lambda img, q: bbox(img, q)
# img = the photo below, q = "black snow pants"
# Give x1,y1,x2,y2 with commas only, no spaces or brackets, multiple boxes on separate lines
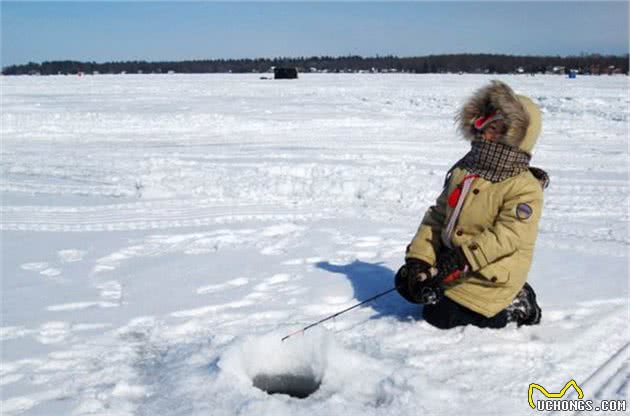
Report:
423,296,508,329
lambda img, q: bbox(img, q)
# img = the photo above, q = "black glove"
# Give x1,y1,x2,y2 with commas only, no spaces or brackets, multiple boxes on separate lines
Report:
435,247,470,284
396,249,470,305
395,259,436,304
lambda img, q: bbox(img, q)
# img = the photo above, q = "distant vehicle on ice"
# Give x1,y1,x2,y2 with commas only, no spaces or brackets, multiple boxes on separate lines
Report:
274,67,298,79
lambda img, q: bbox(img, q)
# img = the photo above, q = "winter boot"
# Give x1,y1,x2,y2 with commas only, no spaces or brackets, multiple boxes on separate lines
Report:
506,282,541,326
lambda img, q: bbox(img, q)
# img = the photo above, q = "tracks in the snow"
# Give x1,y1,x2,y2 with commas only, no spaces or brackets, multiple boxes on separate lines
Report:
1,202,331,232
551,341,629,416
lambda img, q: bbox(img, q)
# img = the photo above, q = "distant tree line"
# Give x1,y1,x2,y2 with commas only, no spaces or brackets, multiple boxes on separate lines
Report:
2,53,628,76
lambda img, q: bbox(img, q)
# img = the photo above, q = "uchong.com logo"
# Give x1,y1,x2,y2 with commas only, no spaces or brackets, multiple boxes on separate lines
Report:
528,379,627,412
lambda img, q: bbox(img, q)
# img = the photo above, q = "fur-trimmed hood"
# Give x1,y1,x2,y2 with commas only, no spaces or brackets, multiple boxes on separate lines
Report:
457,80,542,154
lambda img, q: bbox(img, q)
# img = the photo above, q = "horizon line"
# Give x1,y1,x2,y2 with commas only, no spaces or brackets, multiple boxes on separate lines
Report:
5,51,629,68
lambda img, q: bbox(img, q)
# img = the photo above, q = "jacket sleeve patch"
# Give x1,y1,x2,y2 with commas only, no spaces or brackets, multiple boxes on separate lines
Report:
516,203,533,220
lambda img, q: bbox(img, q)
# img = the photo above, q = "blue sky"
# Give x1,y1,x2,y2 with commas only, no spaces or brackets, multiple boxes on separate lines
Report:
2,1,628,66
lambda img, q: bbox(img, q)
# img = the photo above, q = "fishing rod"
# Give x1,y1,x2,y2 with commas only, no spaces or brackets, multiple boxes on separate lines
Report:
280,265,458,342
281,287,397,342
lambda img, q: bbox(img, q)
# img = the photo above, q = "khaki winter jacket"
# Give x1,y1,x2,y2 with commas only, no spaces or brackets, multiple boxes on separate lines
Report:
406,81,544,318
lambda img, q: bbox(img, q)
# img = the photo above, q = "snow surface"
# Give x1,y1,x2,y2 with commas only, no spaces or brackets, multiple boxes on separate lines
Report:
1,73,628,415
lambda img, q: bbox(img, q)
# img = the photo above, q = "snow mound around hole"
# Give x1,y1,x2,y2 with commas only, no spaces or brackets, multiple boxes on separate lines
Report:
219,330,330,398
218,328,397,404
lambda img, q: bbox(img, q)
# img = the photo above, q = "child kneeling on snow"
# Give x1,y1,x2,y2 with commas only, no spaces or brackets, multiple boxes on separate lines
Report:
396,80,548,329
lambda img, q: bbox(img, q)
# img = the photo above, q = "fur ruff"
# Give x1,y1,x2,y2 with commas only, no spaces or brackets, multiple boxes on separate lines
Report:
457,80,530,148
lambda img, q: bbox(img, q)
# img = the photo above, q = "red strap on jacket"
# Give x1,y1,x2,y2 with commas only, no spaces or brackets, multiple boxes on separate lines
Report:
447,174,479,208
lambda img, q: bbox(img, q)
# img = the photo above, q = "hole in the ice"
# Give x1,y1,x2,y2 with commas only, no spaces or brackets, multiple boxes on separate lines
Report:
252,371,321,398
219,331,329,399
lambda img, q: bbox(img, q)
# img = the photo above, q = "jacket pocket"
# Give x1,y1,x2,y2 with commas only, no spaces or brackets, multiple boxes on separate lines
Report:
476,261,511,285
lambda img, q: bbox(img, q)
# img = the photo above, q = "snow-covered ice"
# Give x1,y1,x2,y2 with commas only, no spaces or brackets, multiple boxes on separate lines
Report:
1,73,628,415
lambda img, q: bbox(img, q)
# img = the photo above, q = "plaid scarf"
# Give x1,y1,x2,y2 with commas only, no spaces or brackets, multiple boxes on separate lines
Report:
457,140,532,183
